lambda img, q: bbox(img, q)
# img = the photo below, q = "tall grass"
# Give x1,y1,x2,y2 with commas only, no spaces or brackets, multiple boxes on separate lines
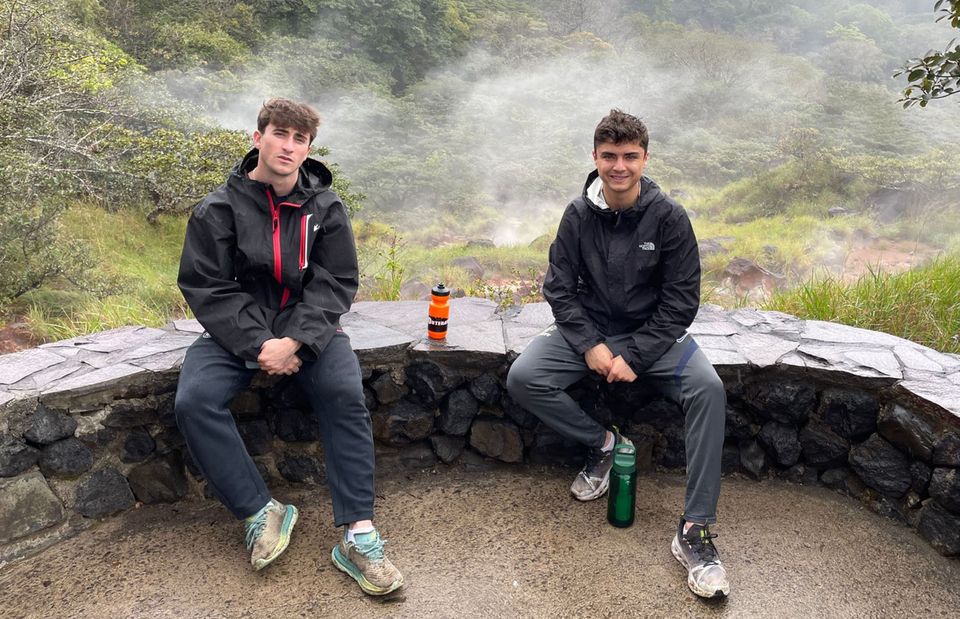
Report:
18,203,188,341
766,256,960,353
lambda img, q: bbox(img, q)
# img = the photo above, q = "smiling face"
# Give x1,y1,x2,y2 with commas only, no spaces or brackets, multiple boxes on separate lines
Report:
250,122,311,191
591,140,649,210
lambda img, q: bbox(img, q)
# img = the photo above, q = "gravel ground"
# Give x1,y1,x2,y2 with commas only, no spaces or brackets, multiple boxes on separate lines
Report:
1,467,958,619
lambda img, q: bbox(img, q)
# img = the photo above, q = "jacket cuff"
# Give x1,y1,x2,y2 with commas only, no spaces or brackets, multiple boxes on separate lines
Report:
295,346,317,362
237,332,272,362
279,326,328,359
572,336,604,356
623,346,657,374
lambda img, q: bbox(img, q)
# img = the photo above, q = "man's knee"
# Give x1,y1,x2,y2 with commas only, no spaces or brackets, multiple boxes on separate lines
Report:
685,364,726,405
174,372,230,427
326,379,365,409
173,377,210,426
702,370,725,397
300,363,365,413
506,357,534,402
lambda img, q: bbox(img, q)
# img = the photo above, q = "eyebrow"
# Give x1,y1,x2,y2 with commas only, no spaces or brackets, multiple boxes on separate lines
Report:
272,127,310,140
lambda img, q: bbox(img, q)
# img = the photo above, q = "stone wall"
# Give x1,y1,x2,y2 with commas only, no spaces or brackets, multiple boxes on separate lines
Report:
2,299,960,565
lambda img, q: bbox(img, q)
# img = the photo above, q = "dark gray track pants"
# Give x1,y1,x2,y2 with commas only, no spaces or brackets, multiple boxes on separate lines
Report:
506,326,726,524
174,332,374,526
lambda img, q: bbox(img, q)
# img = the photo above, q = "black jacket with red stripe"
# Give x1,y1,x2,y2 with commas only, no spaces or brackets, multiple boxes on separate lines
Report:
542,171,701,372
178,149,358,362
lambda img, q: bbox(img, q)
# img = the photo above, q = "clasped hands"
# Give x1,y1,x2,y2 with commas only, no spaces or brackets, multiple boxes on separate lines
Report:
258,337,303,375
585,343,637,383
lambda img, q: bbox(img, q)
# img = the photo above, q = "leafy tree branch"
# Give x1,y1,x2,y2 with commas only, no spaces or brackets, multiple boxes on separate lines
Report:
896,0,960,107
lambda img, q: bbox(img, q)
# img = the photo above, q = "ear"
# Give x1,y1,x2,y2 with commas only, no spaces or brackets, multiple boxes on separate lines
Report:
252,130,262,149
591,149,598,164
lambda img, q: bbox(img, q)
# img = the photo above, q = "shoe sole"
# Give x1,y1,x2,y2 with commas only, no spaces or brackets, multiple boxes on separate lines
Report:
253,505,298,572
331,544,404,596
670,535,730,599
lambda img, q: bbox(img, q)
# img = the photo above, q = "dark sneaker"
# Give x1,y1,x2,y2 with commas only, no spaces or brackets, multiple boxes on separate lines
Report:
332,529,404,596
570,429,634,501
244,499,299,571
670,518,730,598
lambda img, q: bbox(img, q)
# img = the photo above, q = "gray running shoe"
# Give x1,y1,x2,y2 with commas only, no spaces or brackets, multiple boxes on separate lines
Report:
570,429,634,501
670,518,731,598
332,529,404,596
244,499,299,571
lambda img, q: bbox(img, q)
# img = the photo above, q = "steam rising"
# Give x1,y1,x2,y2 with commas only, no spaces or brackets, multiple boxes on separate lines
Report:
172,1,960,245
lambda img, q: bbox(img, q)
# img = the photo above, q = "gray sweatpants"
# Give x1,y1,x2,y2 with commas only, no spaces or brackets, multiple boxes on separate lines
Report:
506,326,726,524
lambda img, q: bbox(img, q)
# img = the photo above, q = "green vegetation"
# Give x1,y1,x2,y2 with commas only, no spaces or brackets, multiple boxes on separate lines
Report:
897,0,960,107
16,204,188,341
2,0,960,353
767,255,960,353
692,214,878,281
354,219,548,303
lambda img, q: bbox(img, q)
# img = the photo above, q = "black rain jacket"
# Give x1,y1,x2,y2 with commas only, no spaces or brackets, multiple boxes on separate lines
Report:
542,170,701,372
178,149,358,362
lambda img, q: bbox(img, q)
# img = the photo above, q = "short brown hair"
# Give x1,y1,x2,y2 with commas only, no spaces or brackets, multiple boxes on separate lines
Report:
257,98,321,143
593,109,649,151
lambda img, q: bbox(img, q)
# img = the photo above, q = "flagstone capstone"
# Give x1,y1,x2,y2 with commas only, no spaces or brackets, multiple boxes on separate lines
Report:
1,300,960,564
0,349,66,386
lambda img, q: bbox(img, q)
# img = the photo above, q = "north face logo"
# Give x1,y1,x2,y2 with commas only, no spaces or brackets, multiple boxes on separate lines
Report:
639,242,656,251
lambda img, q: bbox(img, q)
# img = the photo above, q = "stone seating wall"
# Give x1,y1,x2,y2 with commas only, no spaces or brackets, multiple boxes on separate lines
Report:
2,299,960,565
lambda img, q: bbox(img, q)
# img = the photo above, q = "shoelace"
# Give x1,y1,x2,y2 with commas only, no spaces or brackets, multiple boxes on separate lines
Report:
585,447,603,469
687,528,720,565
353,534,387,562
245,505,273,550
585,428,621,475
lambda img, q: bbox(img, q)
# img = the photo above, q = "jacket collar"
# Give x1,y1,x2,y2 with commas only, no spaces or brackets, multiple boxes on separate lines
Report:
229,148,334,202
581,170,662,220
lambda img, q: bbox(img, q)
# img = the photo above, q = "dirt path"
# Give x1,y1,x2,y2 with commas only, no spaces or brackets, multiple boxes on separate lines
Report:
842,238,942,281
1,467,957,619
0,321,36,354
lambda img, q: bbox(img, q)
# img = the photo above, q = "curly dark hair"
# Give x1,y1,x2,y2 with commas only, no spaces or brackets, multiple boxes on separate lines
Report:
593,109,649,151
257,98,321,143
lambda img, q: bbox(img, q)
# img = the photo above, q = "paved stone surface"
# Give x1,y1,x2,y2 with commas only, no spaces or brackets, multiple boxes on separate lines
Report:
1,468,958,618
0,350,66,386
2,302,960,424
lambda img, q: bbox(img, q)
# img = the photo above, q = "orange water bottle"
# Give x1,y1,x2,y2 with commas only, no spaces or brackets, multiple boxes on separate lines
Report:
427,283,450,340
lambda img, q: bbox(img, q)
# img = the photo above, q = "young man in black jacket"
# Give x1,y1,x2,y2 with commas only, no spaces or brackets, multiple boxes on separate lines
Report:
175,98,403,596
507,109,730,599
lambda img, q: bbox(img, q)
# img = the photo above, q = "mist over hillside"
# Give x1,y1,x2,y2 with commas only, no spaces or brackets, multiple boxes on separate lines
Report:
150,0,960,243
3,0,960,347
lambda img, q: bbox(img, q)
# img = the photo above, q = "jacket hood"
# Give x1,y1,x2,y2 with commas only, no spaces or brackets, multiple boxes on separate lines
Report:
229,148,334,200
581,169,665,220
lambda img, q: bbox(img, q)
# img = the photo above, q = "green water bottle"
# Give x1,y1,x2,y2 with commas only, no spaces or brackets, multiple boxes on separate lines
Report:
607,443,637,528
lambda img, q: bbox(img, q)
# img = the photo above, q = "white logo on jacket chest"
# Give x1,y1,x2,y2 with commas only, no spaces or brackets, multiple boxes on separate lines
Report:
639,242,656,251
313,223,320,232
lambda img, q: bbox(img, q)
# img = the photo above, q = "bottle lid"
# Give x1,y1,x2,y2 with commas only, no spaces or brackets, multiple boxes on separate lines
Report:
612,444,636,474
432,283,450,297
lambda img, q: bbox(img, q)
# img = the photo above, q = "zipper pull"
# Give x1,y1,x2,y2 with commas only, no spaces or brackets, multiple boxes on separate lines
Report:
272,211,279,232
